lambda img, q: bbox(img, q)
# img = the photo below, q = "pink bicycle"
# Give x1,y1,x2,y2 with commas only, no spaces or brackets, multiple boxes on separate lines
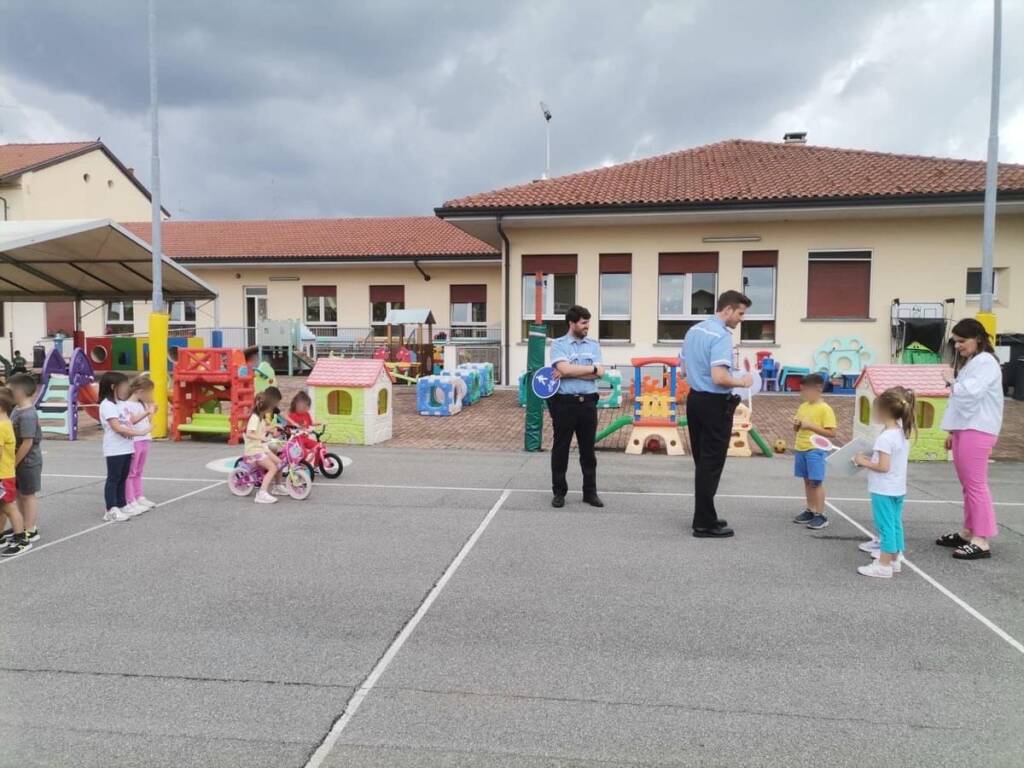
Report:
229,432,313,500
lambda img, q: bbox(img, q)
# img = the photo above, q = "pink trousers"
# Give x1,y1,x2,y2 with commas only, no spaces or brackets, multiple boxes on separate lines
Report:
951,429,999,538
126,440,150,503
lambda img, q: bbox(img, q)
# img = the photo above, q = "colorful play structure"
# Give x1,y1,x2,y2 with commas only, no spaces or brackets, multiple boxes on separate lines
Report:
35,347,97,440
415,361,494,417
86,334,204,373
170,348,254,445
854,364,951,461
624,357,686,455
308,358,394,445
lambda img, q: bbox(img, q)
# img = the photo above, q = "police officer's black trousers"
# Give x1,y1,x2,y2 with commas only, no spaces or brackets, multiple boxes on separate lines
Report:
685,391,738,529
548,393,598,498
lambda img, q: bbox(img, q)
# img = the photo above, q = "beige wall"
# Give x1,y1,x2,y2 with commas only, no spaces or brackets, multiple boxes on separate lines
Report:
3,147,158,353
505,213,1024,381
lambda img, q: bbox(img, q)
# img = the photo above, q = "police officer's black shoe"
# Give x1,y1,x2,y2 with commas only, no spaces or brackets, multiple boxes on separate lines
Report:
715,519,728,528
693,526,734,538
583,494,605,508
551,496,565,508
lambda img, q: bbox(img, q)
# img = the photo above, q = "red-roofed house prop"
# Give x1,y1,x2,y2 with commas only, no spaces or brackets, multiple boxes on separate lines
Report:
308,358,394,445
853,365,952,461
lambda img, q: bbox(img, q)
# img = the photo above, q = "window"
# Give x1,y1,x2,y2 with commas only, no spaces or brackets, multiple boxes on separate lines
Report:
741,251,777,343
916,400,935,429
521,255,577,338
450,285,487,338
327,390,353,416
370,285,405,337
599,254,631,341
377,389,388,415
807,251,871,319
657,252,718,341
105,301,134,334
168,301,196,333
858,396,871,425
304,286,338,335
966,268,1001,301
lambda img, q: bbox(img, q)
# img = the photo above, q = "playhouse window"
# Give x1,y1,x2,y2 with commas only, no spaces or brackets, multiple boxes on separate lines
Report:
915,400,935,429
105,301,135,334
327,390,353,416
377,389,388,415
858,396,871,425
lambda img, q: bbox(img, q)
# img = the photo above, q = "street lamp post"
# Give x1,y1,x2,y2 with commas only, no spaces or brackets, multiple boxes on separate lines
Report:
149,0,163,313
978,0,1001,337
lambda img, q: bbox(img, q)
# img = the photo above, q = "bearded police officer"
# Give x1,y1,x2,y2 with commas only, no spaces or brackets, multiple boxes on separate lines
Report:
681,290,753,538
548,305,604,509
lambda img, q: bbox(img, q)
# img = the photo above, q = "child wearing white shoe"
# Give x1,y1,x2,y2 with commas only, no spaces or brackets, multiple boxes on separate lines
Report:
853,386,915,579
245,392,282,504
98,373,150,522
123,376,158,517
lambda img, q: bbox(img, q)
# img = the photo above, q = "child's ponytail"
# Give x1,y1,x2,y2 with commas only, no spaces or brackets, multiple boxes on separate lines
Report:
879,386,917,439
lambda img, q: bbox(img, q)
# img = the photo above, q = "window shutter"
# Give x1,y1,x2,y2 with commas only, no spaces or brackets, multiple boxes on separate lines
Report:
742,250,778,267
369,285,404,303
658,252,718,273
303,285,336,298
807,261,870,318
450,284,487,303
522,254,577,274
599,253,632,273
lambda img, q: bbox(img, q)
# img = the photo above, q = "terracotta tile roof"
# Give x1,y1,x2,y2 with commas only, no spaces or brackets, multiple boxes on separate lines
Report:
855,365,950,398
0,141,100,179
123,217,497,262
307,358,394,388
439,139,1024,212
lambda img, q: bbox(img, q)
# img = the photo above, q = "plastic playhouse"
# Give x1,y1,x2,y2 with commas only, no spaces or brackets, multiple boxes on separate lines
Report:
854,364,950,461
35,347,97,440
308,358,394,445
171,348,254,445
625,357,686,455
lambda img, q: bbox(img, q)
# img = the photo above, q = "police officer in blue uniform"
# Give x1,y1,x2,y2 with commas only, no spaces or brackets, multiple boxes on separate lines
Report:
549,305,604,509
681,290,753,538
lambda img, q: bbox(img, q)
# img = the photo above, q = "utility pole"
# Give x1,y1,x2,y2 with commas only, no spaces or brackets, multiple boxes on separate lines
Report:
977,0,1001,337
540,102,552,179
149,0,163,313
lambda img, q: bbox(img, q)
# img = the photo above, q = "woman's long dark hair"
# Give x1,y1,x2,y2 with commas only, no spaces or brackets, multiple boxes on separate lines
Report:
950,318,996,363
98,372,127,404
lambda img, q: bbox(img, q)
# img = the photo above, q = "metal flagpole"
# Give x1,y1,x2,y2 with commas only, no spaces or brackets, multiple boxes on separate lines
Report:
149,0,163,313
977,0,1001,337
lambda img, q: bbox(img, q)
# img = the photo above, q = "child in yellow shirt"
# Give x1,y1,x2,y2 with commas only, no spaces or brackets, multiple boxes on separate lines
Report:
791,373,837,530
0,387,30,556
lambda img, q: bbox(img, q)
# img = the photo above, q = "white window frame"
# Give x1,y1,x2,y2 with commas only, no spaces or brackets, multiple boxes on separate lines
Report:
521,273,577,321
599,272,631,341
168,300,197,326
451,301,486,327
106,300,134,325
657,272,717,342
741,265,776,321
371,299,404,336
304,293,338,325
966,268,999,301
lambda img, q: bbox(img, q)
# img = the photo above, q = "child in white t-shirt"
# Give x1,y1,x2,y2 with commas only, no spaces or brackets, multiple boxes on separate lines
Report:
98,373,150,522
244,392,283,505
853,386,915,579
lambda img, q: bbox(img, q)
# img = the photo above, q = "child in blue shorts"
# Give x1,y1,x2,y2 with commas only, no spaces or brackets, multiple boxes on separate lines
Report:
791,373,837,530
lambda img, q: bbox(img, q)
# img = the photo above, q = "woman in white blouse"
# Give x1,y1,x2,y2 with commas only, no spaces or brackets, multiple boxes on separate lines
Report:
937,318,1004,560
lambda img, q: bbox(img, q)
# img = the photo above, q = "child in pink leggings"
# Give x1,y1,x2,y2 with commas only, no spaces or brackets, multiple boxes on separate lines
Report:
938,318,1003,560
124,376,159,517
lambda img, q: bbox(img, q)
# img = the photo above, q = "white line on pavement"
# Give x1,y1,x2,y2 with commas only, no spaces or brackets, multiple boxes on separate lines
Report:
304,489,512,768
0,480,226,565
825,500,1024,657
43,473,215,483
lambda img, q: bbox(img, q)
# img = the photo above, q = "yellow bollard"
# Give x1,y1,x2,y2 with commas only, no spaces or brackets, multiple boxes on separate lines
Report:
149,312,169,438
975,310,997,342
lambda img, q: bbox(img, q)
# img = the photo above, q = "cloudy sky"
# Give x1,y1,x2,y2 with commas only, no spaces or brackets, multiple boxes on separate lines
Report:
1,0,1022,220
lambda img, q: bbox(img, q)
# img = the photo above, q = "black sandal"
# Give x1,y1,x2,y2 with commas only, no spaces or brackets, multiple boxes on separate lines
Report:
936,532,968,548
952,543,991,560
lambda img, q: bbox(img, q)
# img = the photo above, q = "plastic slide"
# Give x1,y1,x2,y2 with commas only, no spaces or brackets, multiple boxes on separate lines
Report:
293,349,316,370
748,427,774,457
595,415,689,444
76,382,100,421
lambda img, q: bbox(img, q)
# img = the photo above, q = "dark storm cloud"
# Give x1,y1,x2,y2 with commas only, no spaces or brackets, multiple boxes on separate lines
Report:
1,0,1021,219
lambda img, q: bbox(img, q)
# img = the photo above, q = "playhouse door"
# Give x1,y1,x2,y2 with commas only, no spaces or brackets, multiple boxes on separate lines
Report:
244,287,268,346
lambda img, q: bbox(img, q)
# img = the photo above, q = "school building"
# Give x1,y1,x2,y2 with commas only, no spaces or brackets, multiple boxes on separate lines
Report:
2,137,1022,384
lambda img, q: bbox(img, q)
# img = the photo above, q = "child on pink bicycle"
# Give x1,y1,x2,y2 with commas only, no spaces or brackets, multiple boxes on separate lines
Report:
244,392,286,504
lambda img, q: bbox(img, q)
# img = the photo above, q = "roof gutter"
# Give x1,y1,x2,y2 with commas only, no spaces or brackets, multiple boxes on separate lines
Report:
497,214,510,386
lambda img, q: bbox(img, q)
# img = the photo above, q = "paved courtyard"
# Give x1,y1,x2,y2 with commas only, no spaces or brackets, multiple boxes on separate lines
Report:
1,437,1022,767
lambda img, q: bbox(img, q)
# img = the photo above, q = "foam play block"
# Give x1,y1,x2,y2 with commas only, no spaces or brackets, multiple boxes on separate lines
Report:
86,337,112,372
111,337,138,371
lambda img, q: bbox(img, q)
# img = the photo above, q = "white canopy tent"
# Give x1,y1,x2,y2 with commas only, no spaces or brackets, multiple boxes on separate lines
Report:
0,219,216,303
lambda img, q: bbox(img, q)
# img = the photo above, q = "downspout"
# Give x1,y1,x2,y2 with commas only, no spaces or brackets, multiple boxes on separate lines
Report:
497,215,510,386
413,259,432,281
0,195,8,220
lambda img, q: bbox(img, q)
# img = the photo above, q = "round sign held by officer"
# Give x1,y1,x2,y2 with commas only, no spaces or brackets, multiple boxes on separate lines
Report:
547,305,604,509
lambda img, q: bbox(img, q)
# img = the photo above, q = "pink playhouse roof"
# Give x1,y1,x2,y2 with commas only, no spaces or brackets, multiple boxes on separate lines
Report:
307,358,394,388
855,364,950,397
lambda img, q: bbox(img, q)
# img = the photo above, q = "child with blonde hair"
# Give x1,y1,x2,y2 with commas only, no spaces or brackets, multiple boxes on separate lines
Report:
854,386,916,579
124,375,159,516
